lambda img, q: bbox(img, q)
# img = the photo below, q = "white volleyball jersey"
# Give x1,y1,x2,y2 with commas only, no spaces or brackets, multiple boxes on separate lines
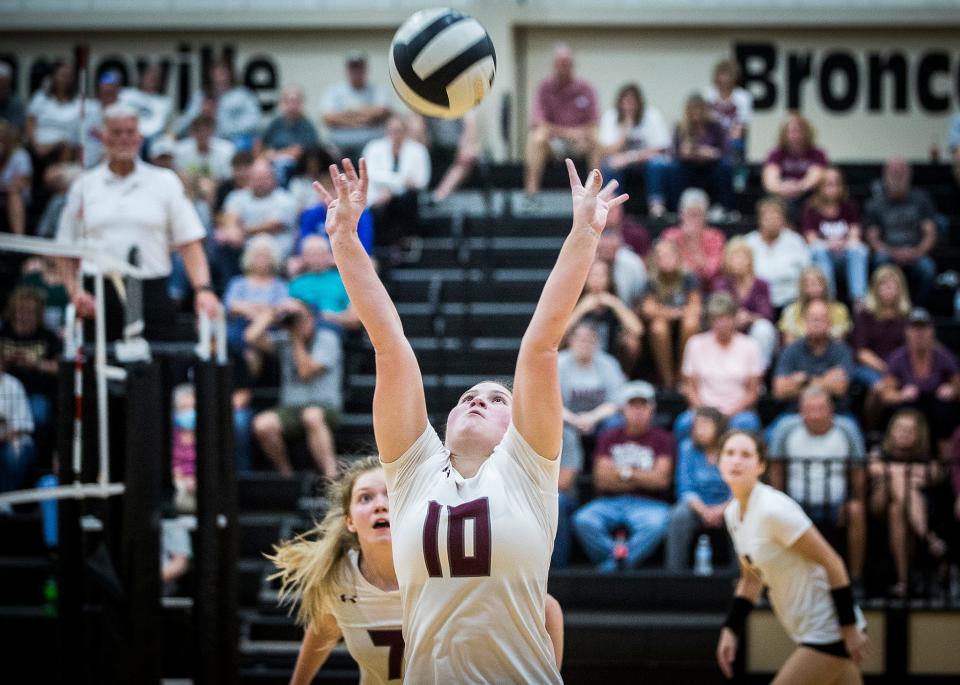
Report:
327,548,404,685
725,483,865,645
383,423,562,684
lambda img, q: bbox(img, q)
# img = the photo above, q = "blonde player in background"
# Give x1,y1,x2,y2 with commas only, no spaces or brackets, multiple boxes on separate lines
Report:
715,430,868,685
270,457,564,684
313,157,624,683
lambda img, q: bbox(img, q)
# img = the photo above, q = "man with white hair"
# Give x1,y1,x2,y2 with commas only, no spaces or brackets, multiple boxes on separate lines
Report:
56,102,220,340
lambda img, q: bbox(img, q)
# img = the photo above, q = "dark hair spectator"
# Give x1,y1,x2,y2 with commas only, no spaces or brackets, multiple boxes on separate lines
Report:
598,83,672,217
665,406,731,571
802,166,869,304
566,258,644,377
671,93,732,212
173,114,235,183
869,409,946,597
864,158,939,305
702,59,752,167
640,239,702,388
248,298,343,478
558,322,627,476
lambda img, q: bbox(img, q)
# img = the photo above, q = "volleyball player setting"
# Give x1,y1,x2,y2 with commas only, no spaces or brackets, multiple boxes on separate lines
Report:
389,8,496,118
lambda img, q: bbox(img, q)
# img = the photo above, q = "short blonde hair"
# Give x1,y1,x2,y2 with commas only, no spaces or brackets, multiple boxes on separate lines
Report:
723,236,754,277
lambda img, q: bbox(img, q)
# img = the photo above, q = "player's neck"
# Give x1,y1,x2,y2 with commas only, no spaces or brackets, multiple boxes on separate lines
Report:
733,484,755,517
358,544,398,592
450,452,486,479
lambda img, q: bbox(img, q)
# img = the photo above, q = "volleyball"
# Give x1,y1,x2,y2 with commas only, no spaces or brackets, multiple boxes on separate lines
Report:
388,7,497,119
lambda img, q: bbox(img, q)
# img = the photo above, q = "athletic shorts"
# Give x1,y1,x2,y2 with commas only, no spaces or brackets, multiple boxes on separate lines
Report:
272,403,342,439
801,641,850,659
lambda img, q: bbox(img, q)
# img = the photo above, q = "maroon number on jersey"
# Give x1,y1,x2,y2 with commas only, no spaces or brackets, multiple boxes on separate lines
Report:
422,497,492,577
368,629,405,680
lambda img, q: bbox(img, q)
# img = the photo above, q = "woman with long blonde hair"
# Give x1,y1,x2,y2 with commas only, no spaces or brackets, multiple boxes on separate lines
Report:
271,457,564,684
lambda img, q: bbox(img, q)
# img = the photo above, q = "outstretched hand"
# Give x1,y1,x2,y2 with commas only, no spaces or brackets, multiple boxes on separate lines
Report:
566,158,629,235
312,158,369,241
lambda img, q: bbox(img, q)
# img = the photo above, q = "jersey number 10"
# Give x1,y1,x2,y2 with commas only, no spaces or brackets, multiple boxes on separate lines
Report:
423,497,492,577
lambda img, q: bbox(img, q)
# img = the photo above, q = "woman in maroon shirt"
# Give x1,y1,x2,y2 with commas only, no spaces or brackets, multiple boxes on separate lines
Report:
802,167,869,304
762,112,828,219
712,237,777,370
854,265,910,390
672,93,732,212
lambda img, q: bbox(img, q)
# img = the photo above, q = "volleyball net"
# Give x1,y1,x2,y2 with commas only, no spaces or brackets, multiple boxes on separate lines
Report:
0,232,240,684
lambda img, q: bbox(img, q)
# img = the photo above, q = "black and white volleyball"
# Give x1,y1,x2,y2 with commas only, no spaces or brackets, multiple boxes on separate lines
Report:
389,8,496,119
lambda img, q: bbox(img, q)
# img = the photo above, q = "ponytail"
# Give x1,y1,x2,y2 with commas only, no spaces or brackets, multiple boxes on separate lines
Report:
267,456,382,628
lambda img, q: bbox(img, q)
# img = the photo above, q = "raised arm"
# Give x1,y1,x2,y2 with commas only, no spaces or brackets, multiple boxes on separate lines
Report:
290,615,342,685
513,160,628,459
317,159,427,462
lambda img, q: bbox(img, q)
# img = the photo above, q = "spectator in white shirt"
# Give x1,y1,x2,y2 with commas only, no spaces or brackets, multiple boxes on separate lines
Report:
321,51,391,160
217,158,298,277
26,61,81,161
120,64,173,144
173,114,235,182
177,60,261,151
598,83,672,217
56,103,220,341
768,385,866,592
362,115,430,253
744,196,811,314
703,59,753,166
0,356,35,494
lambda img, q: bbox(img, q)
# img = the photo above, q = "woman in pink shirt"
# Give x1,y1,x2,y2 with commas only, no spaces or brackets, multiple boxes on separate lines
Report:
661,188,726,292
674,292,763,441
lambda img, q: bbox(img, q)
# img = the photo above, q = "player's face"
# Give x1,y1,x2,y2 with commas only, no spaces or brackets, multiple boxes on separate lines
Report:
718,433,765,492
345,469,391,546
446,382,512,451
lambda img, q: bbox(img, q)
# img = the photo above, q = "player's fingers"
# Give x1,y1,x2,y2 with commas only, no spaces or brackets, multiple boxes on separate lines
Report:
607,193,630,209
358,157,369,197
328,164,342,191
586,168,603,195
565,158,583,190
343,158,359,186
598,178,619,201
312,181,334,204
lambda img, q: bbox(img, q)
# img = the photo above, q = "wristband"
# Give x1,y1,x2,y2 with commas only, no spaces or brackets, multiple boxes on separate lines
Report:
830,585,857,626
723,596,754,637
195,284,215,293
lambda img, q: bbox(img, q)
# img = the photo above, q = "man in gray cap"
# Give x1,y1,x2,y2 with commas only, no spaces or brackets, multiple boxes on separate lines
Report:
320,50,391,159
572,380,675,572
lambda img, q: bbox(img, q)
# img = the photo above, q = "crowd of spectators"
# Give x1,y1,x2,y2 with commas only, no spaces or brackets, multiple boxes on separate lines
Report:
0,47,958,598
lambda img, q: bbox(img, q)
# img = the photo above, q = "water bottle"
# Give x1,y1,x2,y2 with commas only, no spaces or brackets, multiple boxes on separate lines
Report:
694,534,714,576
